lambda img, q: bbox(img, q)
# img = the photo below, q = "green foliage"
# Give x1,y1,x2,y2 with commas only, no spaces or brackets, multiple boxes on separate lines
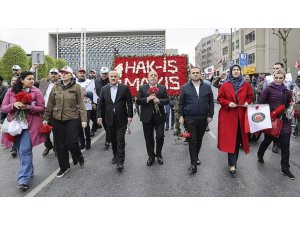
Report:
1,46,29,80
45,55,56,71
173,96,181,138
55,58,67,70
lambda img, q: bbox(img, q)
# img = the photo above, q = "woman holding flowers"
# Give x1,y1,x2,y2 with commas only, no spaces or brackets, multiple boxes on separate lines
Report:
1,71,45,191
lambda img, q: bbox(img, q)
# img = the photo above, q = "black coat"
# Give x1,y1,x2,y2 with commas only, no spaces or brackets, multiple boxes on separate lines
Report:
97,83,133,127
136,83,169,124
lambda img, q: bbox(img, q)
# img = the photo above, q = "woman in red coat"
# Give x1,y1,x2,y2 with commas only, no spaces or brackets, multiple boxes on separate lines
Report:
217,64,253,175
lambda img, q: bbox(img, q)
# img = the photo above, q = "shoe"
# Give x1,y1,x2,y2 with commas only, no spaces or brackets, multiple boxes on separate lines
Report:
11,148,17,158
42,147,53,156
90,131,95,137
171,126,174,130
188,165,197,173
196,159,201,165
205,126,210,132
18,184,29,191
79,156,84,168
112,157,117,164
258,158,264,165
147,157,155,166
157,156,164,165
272,144,280,153
117,163,124,171
292,132,298,138
229,166,236,175
56,168,70,178
280,169,295,180
165,127,169,131
86,142,91,150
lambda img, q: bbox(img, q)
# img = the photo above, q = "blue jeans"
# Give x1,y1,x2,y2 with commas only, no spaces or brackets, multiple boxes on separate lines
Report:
15,130,33,185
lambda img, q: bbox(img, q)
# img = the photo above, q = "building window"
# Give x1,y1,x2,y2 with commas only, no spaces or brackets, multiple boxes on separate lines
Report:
202,49,206,53
222,46,228,56
231,42,235,51
207,53,212,57
202,43,206,47
207,40,211,45
245,31,255,45
207,46,211,51
236,58,239,64
236,40,239,49
248,53,255,64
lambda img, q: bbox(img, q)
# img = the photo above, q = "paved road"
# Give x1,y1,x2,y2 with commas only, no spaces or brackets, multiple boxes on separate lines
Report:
1,101,300,197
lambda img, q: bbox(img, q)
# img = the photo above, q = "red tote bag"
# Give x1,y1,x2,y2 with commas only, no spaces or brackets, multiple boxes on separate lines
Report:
262,117,283,138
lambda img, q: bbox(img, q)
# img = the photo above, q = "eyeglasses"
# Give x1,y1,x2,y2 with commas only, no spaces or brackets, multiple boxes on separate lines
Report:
274,77,284,80
191,72,200,74
13,69,19,71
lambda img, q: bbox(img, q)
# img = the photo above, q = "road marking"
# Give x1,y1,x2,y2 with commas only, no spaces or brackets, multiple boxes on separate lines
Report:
25,130,105,197
208,131,216,139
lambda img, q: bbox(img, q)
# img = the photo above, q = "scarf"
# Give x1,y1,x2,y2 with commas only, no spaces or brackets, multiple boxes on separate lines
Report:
225,64,245,94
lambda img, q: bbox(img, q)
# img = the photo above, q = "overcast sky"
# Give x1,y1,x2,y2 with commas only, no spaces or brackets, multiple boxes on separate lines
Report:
0,28,230,65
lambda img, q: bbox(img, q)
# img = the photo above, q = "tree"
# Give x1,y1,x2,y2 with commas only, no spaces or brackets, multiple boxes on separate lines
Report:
272,28,292,71
55,58,67,70
1,46,29,80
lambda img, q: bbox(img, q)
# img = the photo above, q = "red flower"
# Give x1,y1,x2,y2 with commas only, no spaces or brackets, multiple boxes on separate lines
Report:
179,131,190,138
147,86,159,95
15,92,33,104
39,124,53,134
6,133,17,142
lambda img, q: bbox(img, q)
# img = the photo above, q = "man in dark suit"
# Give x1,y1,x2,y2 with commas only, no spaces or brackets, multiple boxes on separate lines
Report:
97,70,133,171
137,70,169,166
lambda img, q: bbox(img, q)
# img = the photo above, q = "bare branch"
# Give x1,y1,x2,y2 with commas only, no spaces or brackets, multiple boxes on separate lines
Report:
272,28,281,38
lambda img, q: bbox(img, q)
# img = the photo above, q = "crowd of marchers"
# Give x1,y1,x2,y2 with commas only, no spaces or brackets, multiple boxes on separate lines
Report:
0,61,299,192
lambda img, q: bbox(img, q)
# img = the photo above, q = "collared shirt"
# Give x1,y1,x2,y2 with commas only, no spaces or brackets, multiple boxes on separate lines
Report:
110,83,118,103
192,81,200,97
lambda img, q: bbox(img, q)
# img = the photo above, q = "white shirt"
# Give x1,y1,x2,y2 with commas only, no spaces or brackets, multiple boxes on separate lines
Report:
192,81,200,97
77,79,94,110
44,82,54,107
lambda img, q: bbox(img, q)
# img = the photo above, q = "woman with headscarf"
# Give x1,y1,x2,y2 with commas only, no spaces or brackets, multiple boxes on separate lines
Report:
217,65,253,175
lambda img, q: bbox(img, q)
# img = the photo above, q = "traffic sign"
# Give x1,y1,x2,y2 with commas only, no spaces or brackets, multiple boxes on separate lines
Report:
31,51,44,64
239,53,248,66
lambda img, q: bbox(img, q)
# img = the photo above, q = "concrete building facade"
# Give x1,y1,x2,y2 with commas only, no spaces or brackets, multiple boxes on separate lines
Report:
49,30,166,73
0,40,17,57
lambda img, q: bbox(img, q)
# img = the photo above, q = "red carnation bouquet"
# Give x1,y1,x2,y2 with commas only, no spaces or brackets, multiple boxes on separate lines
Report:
147,86,161,116
147,86,159,95
39,124,53,134
178,131,190,138
13,91,33,124
15,92,33,104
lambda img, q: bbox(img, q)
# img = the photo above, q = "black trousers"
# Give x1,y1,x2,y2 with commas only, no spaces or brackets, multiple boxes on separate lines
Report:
107,115,127,164
79,110,91,145
52,118,83,171
102,116,111,143
142,116,165,158
185,118,207,166
90,106,99,132
228,122,242,167
257,133,291,169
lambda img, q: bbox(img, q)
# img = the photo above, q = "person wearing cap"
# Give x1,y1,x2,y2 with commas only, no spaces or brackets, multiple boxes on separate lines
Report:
217,64,253,175
88,69,100,136
95,66,111,148
76,68,94,150
12,65,22,76
292,71,300,137
35,68,60,156
44,66,87,178
96,70,133,171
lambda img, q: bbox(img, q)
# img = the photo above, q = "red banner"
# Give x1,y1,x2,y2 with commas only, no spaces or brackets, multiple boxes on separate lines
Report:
113,55,188,96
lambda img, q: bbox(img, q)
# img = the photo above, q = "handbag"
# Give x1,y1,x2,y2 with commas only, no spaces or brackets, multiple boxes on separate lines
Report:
263,117,283,138
1,118,9,133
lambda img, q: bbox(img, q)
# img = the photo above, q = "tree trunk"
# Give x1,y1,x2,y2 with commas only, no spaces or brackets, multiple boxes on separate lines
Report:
283,40,287,72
